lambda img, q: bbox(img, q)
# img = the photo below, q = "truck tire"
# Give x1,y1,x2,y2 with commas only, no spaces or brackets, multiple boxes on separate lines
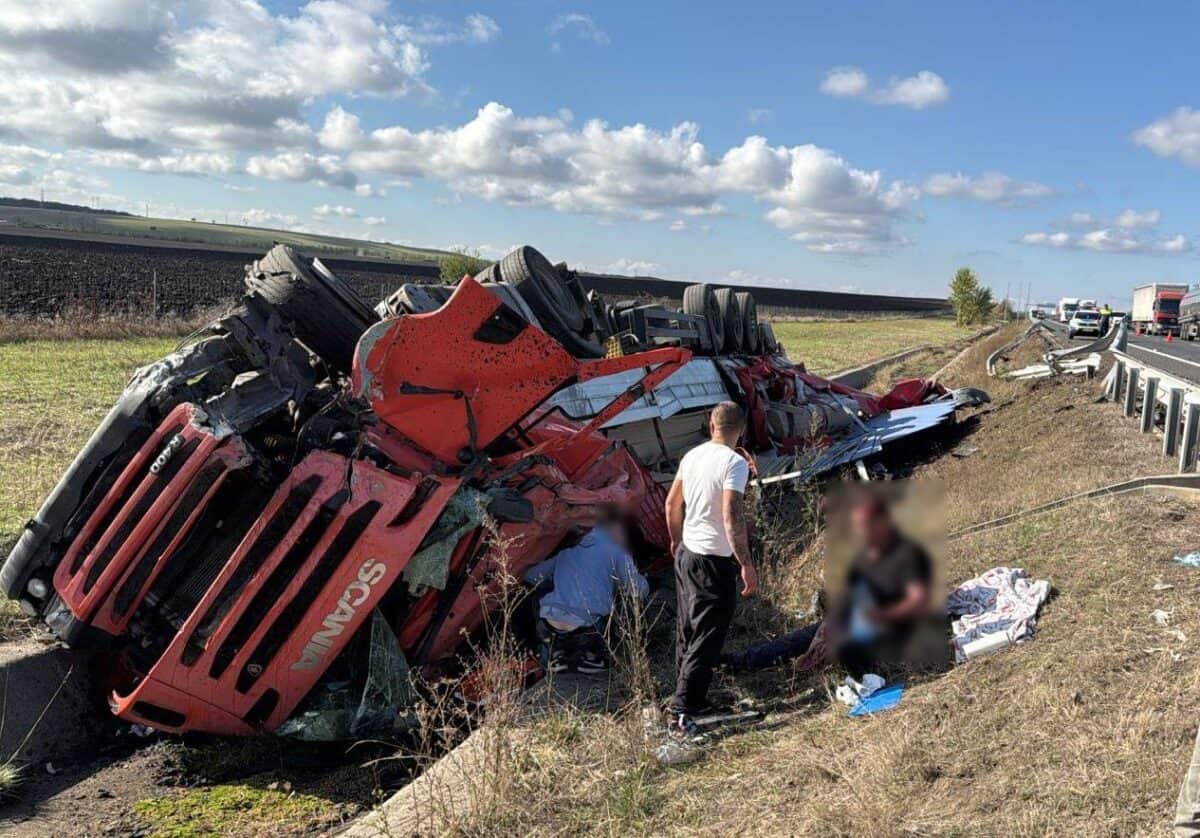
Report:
714,288,743,353
759,321,778,354
499,246,604,357
244,245,377,373
735,292,759,353
682,284,723,355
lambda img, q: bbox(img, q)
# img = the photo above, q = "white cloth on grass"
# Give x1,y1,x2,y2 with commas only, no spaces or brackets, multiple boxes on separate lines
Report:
945,566,1050,664
677,441,749,557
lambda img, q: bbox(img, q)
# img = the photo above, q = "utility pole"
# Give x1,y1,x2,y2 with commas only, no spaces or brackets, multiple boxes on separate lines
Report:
1004,281,1012,321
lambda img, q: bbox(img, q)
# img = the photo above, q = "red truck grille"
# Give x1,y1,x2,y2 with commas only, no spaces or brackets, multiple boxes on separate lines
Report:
48,402,460,735
105,449,459,735
53,404,252,636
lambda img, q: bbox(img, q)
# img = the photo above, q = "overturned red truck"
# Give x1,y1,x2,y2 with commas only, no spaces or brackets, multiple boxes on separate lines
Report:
0,245,982,738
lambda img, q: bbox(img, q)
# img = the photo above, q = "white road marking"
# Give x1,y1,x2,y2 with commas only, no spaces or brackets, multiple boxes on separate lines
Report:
1127,342,1200,369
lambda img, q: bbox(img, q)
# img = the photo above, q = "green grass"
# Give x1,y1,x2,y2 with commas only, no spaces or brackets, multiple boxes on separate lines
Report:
133,780,348,838
0,337,177,551
771,316,978,375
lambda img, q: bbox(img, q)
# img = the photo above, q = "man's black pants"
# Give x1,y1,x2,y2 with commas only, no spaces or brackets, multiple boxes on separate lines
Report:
670,547,738,716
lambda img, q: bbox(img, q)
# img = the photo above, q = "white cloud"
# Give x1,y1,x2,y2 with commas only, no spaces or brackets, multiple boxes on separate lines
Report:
394,13,500,46
0,162,32,185
1114,208,1161,229
582,257,661,275
318,106,364,152
668,219,687,232
241,208,300,229
1133,107,1200,166
819,67,870,98
549,13,610,50
922,172,1053,204
0,1,495,180
314,203,357,218
83,150,235,176
246,151,357,189
1020,232,1071,248
1077,229,1143,253
1161,234,1192,253
1020,227,1190,255
342,102,914,253
363,215,386,226
819,66,949,110
747,108,772,125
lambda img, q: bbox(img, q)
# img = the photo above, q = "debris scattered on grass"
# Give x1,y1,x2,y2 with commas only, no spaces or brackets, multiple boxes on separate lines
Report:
1174,552,1200,568
1152,609,1173,626
848,683,905,717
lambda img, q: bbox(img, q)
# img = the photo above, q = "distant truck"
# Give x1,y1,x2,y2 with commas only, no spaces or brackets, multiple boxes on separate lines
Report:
1181,287,1200,341
1131,283,1188,336
1057,297,1081,323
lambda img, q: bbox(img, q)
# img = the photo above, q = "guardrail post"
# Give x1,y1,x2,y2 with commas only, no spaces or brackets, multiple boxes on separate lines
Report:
1180,398,1200,473
1164,387,1185,457
1141,376,1159,432
1123,367,1140,418
1110,359,1125,402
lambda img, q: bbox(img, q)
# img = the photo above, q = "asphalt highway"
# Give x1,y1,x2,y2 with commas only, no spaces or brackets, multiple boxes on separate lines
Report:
1040,315,1200,385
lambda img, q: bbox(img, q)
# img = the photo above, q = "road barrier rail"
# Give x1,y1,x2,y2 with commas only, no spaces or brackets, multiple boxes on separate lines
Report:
1107,347,1200,473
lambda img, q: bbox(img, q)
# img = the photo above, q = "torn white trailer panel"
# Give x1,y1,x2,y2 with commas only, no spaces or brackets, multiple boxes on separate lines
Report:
545,358,729,428
755,401,958,485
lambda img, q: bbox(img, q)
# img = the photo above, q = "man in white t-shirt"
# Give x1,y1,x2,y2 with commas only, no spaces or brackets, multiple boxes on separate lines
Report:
663,401,757,735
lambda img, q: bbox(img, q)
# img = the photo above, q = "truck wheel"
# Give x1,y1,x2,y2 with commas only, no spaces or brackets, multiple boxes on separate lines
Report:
682,284,724,356
500,246,604,357
714,288,743,353
244,245,378,373
759,321,778,354
735,292,759,353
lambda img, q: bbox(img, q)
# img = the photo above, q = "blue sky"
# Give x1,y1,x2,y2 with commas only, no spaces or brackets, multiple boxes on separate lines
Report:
1,1,1198,304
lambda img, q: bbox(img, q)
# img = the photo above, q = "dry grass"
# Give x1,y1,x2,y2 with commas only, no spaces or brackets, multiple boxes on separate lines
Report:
0,308,214,343
400,319,1200,837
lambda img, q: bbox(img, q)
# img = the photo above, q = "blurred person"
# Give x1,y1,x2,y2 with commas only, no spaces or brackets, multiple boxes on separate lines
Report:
724,490,949,678
664,401,757,736
1100,303,1112,335
523,517,648,675
833,492,948,679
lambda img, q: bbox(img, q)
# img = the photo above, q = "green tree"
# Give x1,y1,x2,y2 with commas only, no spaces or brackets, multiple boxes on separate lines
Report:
440,247,487,284
948,267,994,325
971,285,995,322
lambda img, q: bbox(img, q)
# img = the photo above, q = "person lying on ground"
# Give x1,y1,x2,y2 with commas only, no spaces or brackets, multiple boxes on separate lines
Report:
724,491,950,679
665,401,757,737
523,518,648,675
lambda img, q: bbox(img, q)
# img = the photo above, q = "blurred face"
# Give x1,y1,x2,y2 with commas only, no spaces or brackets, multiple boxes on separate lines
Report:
851,501,892,550
601,519,628,549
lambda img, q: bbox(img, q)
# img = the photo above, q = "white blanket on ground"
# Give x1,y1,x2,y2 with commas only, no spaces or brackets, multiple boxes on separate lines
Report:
945,566,1051,663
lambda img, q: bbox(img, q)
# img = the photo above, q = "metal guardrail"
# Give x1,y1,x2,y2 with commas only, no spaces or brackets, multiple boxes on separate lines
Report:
1108,348,1200,472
